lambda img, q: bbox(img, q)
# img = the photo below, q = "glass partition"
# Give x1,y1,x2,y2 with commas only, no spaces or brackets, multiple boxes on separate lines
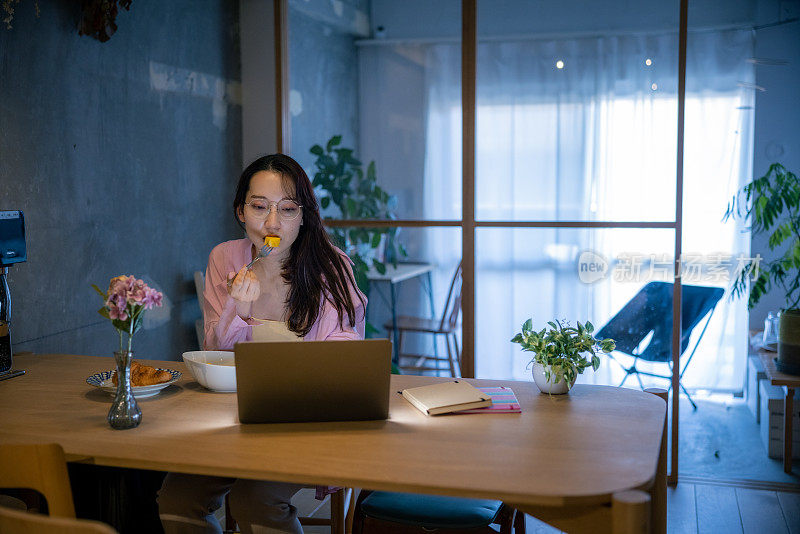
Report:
289,1,462,221
475,0,680,222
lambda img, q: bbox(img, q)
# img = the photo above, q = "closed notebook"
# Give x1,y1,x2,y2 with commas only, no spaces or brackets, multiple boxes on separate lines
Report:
401,380,492,416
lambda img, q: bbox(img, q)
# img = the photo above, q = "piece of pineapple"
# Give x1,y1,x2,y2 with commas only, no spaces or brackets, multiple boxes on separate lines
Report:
264,236,281,248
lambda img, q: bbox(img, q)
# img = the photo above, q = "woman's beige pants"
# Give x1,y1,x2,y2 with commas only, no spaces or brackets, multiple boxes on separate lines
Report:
158,473,308,534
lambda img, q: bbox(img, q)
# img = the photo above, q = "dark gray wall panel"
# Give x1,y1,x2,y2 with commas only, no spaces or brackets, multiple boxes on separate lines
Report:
0,1,242,361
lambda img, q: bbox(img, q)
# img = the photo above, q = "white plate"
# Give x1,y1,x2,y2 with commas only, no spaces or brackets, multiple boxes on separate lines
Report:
86,369,182,398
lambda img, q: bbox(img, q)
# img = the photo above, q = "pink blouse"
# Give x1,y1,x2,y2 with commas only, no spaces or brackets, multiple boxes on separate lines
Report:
202,239,366,351
201,238,367,501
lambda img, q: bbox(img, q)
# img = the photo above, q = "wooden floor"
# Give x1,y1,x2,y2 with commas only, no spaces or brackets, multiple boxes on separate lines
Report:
663,482,800,534
257,482,800,533
522,481,800,534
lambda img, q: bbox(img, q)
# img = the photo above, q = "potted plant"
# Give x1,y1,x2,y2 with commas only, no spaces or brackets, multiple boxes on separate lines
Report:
724,163,800,374
512,318,615,394
91,275,163,429
309,136,407,298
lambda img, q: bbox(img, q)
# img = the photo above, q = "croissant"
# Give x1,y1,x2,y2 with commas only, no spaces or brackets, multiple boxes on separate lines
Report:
112,361,172,386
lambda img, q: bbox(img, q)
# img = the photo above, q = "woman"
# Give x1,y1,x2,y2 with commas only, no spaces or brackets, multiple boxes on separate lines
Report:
158,154,366,534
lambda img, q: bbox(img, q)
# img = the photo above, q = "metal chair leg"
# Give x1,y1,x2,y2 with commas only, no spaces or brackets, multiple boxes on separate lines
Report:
444,334,457,377
634,369,646,391
451,333,462,377
619,371,631,387
679,381,698,410
433,332,442,377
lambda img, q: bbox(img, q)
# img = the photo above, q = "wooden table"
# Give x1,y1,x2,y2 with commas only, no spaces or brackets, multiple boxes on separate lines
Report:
0,354,666,533
758,351,800,473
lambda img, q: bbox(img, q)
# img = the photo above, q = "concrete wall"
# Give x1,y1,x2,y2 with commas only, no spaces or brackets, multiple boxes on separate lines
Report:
0,1,242,360
750,5,800,326
288,0,368,176
241,0,279,164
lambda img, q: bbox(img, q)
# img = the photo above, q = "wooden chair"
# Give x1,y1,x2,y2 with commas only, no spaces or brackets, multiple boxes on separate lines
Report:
0,506,118,534
224,487,356,534
352,490,525,534
0,443,76,518
384,262,462,376
194,270,205,349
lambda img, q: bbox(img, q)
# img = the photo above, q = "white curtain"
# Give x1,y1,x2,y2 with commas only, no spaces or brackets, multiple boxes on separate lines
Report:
359,29,754,391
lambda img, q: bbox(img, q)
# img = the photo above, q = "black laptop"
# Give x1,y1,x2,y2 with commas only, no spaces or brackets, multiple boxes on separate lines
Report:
233,339,391,424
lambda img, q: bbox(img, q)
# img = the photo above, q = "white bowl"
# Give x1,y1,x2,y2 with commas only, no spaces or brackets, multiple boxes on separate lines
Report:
182,351,237,392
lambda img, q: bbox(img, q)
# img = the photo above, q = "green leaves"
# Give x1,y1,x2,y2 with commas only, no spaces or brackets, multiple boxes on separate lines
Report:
326,135,342,152
372,259,386,275
511,317,614,380
310,135,408,320
725,163,800,309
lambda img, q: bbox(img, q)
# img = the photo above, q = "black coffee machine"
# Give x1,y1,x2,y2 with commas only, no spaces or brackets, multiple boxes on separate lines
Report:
0,210,26,380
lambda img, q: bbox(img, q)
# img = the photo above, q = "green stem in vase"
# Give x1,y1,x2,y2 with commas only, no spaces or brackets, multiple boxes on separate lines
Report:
127,311,134,354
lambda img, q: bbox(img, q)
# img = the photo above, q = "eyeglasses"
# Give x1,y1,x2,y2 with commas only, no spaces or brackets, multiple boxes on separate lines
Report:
244,198,303,221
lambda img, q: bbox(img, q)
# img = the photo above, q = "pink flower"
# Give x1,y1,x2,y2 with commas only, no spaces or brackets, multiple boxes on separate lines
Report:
142,287,163,309
131,287,146,303
97,275,162,330
108,307,128,321
108,275,130,296
106,293,129,321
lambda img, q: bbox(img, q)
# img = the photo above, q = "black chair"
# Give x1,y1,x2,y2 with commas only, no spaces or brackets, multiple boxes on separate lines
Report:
596,281,725,410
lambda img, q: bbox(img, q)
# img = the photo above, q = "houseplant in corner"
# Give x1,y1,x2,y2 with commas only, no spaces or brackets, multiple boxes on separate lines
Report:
724,163,800,374
309,135,407,301
512,318,615,394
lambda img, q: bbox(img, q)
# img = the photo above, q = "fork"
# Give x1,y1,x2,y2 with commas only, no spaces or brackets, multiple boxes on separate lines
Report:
245,245,273,270
227,246,274,289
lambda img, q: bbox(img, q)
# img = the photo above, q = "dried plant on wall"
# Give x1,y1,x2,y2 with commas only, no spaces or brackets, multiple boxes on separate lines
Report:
78,0,131,42
2,0,39,30
2,0,129,42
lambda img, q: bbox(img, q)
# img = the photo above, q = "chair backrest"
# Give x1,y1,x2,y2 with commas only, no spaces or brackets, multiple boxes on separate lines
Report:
194,270,205,304
0,506,117,534
438,261,463,332
194,270,205,349
596,281,725,363
0,443,76,518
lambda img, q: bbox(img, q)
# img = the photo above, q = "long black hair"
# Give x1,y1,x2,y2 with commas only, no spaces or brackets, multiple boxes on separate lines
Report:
233,154,365,336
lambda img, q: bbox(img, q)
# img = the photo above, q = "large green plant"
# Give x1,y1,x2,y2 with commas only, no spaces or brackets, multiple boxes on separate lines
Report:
724,163,800,310
310,135,407,298
511,318,615,385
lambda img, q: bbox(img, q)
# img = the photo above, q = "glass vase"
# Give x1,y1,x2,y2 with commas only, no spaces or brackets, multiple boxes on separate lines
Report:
107,350,142,429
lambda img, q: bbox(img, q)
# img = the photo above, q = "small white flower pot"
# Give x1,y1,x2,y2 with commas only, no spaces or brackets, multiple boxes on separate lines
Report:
531,362,576,394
